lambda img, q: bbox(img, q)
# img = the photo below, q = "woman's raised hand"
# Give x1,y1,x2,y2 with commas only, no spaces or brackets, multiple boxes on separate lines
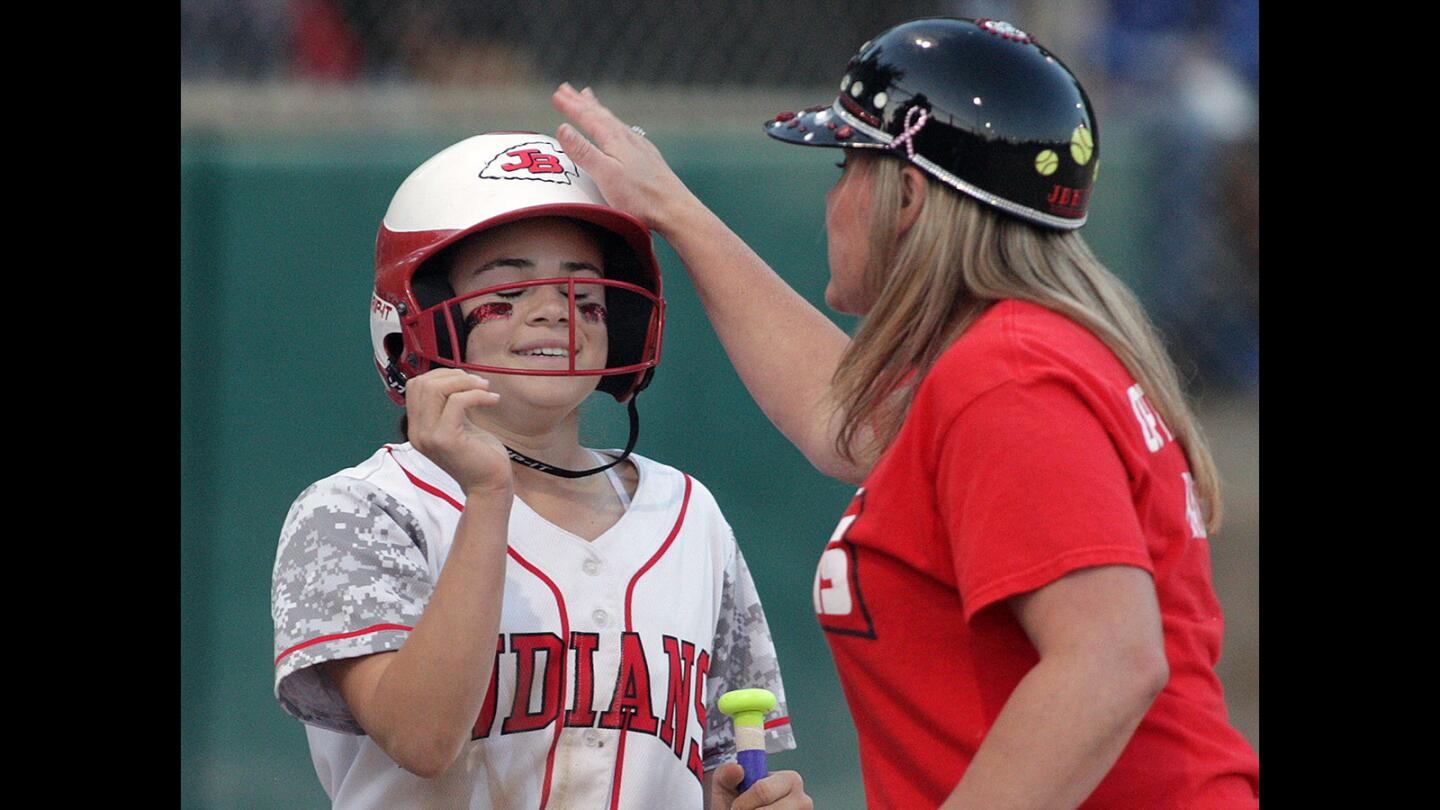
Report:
551,83,699,235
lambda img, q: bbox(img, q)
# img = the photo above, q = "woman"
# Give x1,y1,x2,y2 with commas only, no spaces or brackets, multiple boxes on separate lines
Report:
552,16,1259,810
271,132,811,809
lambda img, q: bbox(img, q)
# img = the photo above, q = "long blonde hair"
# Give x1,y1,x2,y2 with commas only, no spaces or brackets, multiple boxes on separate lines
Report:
833,153,1224,532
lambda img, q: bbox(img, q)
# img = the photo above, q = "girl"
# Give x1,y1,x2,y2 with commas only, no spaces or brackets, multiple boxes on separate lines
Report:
271,132,811,810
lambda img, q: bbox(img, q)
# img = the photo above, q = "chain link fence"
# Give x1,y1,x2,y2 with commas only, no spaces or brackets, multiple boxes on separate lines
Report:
181,1,1036,86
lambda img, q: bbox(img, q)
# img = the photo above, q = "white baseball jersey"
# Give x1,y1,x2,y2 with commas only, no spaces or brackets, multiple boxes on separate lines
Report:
272,444,795,809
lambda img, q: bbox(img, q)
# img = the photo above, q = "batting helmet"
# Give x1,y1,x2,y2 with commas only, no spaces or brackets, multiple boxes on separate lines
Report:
371,132,665,407
764,17,1099,229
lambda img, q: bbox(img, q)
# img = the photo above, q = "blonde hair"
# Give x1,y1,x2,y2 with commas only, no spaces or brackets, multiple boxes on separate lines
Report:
833,153,1223,532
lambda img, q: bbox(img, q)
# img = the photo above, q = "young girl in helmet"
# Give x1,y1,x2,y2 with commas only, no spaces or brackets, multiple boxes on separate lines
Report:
553,15,1259,810
270,133,810,810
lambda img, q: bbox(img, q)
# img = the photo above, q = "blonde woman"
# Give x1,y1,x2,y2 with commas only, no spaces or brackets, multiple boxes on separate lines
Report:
552,16,1259,810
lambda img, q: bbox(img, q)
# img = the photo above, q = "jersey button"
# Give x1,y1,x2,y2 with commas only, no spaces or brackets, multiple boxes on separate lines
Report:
582,559,601,576
583,729,604,748
592,608,609,627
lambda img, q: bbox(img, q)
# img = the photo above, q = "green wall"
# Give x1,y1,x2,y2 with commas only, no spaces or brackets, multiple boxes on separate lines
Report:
180,126,1152,809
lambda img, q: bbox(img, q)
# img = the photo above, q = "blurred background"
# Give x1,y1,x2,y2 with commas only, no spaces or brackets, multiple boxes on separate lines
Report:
180,1,1257,807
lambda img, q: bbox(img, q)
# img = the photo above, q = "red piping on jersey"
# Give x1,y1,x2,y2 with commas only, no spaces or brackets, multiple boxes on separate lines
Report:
624,474,693,630
274,623,414,665
387,448,571,810
609,474,693,810
505,548,571,810
387,447,466,512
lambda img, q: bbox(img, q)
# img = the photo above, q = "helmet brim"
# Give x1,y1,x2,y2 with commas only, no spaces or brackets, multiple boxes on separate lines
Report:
762,101,886,150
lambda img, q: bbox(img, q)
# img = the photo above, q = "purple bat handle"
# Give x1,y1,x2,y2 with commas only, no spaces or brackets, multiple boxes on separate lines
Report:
737,748,768,793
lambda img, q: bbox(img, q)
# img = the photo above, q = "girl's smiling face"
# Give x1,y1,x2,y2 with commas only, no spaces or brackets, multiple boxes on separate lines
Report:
445,217,609,408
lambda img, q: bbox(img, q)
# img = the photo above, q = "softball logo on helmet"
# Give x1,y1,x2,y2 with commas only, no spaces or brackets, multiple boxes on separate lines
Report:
1035,149,1059,176
1070,126,1094,165
480,140,579,184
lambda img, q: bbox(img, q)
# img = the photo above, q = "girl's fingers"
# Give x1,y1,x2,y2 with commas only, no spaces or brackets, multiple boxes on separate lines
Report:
416,370,490,397
436,386,500,432
407,371,491,429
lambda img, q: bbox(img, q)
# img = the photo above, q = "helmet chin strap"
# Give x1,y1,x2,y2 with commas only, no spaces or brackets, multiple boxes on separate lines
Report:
503,398,640,478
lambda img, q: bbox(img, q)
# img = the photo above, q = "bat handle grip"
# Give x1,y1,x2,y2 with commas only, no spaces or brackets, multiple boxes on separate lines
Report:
719,688,776,794
737,746,769,792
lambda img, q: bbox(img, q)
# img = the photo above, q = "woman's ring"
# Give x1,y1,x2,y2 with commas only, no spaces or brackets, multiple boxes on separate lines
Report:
630,125,647,138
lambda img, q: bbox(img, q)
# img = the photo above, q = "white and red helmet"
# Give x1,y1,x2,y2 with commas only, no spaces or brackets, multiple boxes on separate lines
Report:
370,132,664,406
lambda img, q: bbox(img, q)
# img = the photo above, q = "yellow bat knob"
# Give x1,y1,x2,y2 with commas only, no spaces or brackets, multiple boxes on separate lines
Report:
718,688,776,729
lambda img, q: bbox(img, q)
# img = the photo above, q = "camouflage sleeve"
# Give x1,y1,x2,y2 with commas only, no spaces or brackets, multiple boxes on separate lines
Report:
702,538,797,771
271,475,435,734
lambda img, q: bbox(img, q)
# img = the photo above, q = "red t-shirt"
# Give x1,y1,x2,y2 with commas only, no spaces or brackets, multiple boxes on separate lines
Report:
814,300,1259,808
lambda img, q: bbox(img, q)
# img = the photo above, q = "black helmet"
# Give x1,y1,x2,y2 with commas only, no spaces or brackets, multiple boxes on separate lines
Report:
764,17,1099,229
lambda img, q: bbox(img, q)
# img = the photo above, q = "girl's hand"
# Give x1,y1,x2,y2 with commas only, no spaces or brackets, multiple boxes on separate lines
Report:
403,369,512,495
710,763,814,810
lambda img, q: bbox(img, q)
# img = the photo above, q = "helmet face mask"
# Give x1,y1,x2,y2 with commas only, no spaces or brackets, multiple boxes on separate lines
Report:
403,274,664,385
370,133,665,406
764,17,1100,229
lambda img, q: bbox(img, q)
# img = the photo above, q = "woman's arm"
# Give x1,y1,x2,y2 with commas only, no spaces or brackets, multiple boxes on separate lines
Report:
323,370,515,778
551,84,867,482
940,565,1169,809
